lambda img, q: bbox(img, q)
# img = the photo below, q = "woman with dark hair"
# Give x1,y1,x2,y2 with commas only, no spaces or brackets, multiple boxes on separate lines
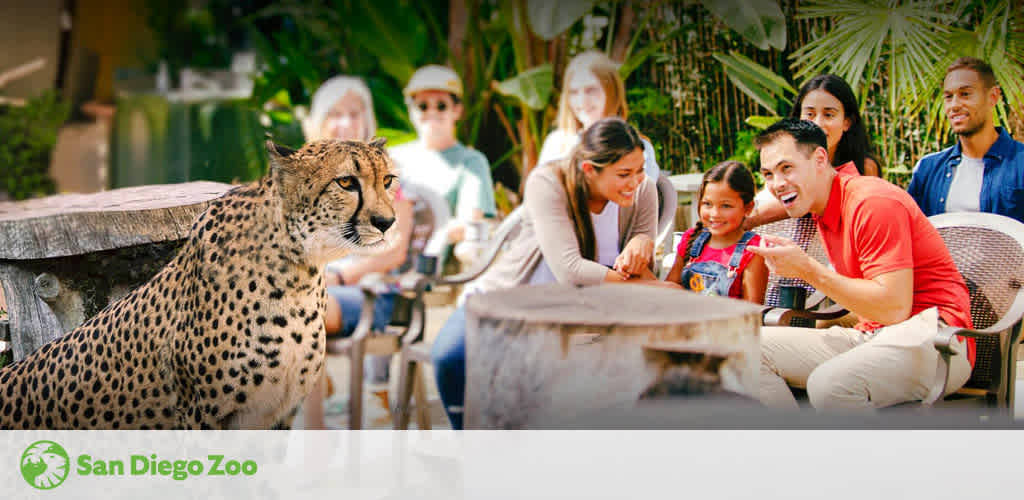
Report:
788,74,880,177
747,74,881,228
431,117,666,429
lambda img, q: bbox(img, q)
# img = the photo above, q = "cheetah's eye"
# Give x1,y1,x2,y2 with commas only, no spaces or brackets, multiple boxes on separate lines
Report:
336,176,358,191
383,175,397,189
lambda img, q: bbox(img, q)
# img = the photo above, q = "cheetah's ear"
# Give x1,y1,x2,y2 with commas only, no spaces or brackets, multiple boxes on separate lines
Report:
368,137,387,149
266,140,297,158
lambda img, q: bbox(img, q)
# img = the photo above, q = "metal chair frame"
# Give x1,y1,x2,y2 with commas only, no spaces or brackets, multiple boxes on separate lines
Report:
391,206,525,429
654,175,678,276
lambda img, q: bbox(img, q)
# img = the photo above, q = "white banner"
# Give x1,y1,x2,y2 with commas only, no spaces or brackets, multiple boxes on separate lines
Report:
2,430,1021,499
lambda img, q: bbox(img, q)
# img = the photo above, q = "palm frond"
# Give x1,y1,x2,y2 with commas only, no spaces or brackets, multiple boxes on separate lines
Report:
790,0,962,108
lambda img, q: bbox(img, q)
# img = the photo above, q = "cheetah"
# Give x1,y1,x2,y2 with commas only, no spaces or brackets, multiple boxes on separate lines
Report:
0,139,398,429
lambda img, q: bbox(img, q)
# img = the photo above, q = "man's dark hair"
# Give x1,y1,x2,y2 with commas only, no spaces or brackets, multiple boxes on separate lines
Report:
946,57,998,89
755,118,828,158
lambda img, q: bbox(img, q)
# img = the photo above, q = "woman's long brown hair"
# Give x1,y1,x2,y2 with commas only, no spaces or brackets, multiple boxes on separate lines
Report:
555,117,643,260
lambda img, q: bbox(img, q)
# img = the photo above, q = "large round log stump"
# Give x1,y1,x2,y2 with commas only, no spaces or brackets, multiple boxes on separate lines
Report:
0,181,233,360
464,284,762,429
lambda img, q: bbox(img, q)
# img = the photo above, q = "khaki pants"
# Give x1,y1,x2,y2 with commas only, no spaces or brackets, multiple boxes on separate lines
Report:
759,308,972,411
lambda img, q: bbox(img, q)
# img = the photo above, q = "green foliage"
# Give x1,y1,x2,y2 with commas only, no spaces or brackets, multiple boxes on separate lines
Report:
0,91,70,200
527,0,601,40
792,0,961,111
702,0,787,51
727,127,759,167
712,51,796,114
493,64,554,111
626,86,673,166
245,0,444,142
744,115,776,130
144,0,272,82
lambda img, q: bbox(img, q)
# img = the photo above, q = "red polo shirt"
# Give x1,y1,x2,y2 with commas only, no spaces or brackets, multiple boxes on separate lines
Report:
813,174,975,365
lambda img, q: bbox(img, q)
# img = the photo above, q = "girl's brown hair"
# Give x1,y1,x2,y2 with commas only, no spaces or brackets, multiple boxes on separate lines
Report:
555,117,643,260
681,161,757,266
556,51,628,135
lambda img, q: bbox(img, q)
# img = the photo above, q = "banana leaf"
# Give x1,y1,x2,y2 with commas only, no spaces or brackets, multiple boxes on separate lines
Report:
713,51,796,114
493,64,554,111
526,0,600,40
702,0,787,51
745,115,778,130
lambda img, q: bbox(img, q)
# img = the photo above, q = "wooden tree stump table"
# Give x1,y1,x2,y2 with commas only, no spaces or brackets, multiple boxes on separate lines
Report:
464,283,763,429
0,181,233,361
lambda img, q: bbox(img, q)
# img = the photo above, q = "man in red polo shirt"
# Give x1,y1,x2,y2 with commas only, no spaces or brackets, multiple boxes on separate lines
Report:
747,118,974,411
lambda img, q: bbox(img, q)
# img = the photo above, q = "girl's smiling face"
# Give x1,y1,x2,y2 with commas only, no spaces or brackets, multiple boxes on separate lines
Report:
699,180,753,238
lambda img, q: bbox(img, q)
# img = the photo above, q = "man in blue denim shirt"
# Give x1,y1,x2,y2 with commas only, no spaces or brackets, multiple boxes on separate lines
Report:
908,57,1024,222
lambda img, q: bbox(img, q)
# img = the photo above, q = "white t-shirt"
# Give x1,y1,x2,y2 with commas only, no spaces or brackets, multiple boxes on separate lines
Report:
945,155,985,213
529,202,620,285
537,129,660,180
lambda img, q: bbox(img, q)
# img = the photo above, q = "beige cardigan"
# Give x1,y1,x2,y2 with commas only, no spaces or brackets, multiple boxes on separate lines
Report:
468,162,658,296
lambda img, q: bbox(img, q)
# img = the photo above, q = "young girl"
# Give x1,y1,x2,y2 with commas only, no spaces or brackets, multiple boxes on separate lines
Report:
665,161,768,304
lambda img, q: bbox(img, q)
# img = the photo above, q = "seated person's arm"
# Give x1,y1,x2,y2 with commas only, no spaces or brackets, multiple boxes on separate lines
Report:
329,198,415,286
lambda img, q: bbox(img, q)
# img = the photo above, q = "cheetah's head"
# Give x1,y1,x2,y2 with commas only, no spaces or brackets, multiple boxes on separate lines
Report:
266,138,398,264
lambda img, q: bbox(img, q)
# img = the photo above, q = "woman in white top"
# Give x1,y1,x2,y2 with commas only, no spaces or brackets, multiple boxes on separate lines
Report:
537,50,660,180
300,76,415,429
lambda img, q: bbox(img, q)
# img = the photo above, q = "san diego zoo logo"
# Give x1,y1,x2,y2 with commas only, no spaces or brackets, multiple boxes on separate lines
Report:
21,440,70,490
19,440,258,489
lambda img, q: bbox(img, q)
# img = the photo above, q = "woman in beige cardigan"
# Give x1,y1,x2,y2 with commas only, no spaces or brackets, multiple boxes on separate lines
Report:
431,117,671,429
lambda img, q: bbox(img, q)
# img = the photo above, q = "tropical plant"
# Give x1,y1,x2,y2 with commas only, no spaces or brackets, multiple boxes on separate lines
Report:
0,90,70,200
791,0,962,112
712,51,796,115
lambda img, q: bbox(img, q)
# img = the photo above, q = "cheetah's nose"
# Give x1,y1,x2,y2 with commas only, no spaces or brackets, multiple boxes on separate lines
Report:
371,215,395,234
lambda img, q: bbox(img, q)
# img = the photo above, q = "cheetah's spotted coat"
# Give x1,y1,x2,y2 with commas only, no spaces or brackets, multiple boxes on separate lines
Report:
0,139,397,429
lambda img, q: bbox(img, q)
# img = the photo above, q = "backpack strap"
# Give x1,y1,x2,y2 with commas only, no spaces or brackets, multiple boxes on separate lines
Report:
688,229,712,259
727,231,757,268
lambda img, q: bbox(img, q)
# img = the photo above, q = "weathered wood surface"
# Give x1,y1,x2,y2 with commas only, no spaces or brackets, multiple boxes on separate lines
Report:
0,181,233,259
464,284,762,429
0,181,234,360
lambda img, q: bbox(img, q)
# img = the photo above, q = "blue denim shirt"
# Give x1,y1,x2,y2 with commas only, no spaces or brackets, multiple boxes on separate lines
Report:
907,127,1024,222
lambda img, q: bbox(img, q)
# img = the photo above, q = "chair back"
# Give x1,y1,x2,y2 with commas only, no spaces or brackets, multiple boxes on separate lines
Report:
385,181,451,326
930,212,1024,391
754,216,830,324
655,175,678,255
400,180,451,278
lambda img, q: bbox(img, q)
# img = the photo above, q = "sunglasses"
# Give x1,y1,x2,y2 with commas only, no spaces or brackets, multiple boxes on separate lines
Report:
415,101,449,112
